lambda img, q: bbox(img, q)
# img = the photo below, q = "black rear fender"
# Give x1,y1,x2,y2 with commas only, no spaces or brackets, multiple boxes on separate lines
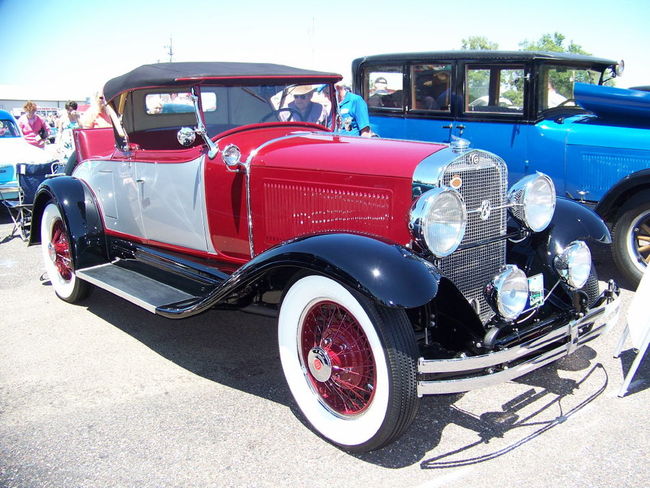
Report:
29,176,108,270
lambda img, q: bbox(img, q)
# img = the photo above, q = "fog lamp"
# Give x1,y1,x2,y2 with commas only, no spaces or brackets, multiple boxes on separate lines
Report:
554,240,592,289
485,265,529,321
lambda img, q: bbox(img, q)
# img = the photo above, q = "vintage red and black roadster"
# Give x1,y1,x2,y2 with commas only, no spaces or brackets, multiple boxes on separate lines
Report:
29,62,620,452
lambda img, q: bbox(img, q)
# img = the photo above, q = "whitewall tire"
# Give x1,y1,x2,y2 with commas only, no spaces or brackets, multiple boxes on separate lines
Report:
278,275,418,452
40,203,90,303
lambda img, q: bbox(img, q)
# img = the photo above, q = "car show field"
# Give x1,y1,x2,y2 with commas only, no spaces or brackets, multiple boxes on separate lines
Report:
0,214,648,487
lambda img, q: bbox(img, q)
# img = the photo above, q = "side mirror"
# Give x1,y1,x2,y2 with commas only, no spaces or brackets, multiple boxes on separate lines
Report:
177,127,196,147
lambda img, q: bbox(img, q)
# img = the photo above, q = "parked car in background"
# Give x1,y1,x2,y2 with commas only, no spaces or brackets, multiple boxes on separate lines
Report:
353,51,650,286
0,109,56,197
29,62,620,452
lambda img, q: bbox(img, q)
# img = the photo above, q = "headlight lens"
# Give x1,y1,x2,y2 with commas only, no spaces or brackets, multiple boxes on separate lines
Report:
554,240,592,289
508,173,556,232
485,265,529,320
410,188,467,257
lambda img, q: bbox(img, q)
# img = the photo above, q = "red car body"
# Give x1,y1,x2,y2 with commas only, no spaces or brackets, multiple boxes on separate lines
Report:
30,62,620,453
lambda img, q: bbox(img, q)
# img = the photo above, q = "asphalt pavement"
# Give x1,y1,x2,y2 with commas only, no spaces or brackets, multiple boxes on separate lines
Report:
0,211,648,488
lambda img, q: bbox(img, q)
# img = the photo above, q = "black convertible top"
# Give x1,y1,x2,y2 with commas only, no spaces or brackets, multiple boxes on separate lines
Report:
103,62,342,101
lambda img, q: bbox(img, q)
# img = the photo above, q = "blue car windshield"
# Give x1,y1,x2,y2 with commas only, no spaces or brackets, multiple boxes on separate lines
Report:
0,118,20,138
539,65,606,112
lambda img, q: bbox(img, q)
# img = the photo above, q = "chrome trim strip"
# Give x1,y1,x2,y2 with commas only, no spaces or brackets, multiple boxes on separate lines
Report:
416,293,621,396
239,132,314,257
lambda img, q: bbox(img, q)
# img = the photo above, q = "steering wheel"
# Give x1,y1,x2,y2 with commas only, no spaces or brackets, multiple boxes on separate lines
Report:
259,108,303,123
555,98,577,107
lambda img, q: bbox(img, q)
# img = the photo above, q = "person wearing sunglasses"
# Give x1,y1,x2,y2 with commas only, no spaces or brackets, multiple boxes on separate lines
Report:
281,85,328,125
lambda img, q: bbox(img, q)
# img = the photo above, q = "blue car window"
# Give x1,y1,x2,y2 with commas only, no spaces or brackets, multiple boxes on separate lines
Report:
364,66,404,110
410,64,452,112
466,66,524,114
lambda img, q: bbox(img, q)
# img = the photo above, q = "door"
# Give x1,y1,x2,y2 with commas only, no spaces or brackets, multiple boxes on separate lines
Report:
134,155,211,252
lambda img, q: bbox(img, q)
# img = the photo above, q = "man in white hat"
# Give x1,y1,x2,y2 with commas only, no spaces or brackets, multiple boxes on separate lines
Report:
335,80,371,137
280,85,327,124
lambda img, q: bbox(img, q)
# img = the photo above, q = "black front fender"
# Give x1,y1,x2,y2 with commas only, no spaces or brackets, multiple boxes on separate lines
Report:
248,233,441,308
530,197,611,271
30,176,108,270
157,233,442,318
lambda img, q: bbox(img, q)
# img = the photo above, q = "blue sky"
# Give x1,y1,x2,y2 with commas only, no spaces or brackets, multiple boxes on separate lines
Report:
0,0,647,97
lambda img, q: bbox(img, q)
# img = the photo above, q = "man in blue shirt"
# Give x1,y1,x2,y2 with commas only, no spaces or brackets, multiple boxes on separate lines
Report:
335,80,371,137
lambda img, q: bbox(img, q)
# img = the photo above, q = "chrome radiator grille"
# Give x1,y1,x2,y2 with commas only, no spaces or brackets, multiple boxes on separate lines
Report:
438,151,508,323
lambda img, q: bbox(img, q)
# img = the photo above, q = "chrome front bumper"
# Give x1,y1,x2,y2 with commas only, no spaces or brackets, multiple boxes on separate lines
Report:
417,282,621,396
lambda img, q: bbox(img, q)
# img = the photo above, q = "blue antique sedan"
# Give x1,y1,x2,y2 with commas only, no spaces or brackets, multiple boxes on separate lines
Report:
353,51,650,286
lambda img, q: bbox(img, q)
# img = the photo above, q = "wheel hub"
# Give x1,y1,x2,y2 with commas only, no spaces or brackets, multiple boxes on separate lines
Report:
307,347,332,382
47,242,57,263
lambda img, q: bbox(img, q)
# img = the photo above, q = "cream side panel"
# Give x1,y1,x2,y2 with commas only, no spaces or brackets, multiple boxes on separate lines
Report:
74,160,145,238
137,155,213,252
74,157,215,253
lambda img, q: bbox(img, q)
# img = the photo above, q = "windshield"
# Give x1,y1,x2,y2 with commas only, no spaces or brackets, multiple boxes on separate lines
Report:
538,65,609,112
0,118,20,138
199,84,334,137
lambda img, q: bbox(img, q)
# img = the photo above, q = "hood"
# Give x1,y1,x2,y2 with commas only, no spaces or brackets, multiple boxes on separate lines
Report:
575,82,650,123
0,138,55,166
251,132,446,178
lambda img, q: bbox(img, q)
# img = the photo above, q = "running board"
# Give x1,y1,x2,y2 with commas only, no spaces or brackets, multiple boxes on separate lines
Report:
76,263,196,314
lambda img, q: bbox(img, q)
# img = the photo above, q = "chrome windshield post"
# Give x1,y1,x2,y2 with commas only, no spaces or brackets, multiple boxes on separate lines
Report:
191,87,219,159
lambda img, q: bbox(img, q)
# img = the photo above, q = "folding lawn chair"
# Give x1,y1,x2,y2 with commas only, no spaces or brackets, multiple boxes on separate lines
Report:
0,162,53,241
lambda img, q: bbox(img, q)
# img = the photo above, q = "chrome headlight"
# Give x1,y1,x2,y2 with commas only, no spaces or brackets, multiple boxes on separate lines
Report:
410,188,467,258
508,173,556,232
554,241,592,289
485,265,529,320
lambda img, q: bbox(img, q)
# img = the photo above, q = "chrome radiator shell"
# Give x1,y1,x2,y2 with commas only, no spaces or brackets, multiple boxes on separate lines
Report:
413,148,509,323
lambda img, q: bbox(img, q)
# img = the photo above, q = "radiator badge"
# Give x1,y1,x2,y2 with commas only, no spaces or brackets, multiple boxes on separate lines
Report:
450,174,462,189
479,199,492,220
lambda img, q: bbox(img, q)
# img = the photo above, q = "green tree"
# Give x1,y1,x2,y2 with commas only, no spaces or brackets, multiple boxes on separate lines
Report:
461,36,498,50
519,33,602,95
461,37,499,105
519,32,590,55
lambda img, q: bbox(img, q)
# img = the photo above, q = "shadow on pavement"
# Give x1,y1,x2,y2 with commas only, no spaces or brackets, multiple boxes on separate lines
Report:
616,348,649,396
49,282,615,469
356,347,609,468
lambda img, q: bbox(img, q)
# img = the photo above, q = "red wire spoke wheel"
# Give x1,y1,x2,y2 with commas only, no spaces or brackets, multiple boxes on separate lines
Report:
50,220,73,280
279,275,418,452
300,301,376,416
40,203,89,303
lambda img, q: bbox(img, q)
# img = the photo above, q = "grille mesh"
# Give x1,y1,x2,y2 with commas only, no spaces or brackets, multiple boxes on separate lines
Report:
438,151,508,323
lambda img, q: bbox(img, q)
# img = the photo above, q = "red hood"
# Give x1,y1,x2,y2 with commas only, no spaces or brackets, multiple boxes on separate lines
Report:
250,131,445,178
